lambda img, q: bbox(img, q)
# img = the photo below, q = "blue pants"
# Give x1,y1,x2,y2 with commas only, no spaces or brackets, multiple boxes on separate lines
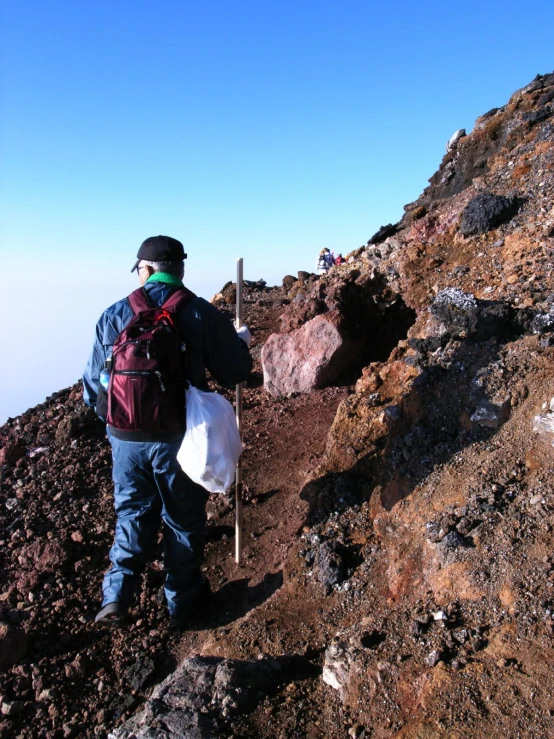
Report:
102,431,208,617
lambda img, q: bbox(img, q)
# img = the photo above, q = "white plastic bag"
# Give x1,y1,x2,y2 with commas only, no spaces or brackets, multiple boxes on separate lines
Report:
177,386,242,493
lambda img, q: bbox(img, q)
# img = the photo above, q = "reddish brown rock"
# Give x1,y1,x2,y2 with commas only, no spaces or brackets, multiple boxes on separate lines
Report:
19,540,68,573
55,407,96,441
261,312,365,397
0,443,26,466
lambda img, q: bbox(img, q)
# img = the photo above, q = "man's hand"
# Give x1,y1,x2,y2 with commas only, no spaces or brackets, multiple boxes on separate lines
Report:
234,323,252,348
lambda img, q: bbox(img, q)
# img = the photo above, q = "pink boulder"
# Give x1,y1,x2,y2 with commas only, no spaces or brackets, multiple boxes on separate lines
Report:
261,312,365,397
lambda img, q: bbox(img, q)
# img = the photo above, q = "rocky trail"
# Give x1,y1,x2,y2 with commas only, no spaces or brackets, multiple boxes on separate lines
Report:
0,284,349,739
2,71,554,738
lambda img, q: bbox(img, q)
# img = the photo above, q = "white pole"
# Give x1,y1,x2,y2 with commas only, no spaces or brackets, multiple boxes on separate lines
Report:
235,258,244,565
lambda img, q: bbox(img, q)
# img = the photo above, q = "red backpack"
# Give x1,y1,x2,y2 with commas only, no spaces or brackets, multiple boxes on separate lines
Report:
107,286,196,435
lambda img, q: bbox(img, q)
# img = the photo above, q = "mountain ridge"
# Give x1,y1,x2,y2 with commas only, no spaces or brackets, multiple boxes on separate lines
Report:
1,71,554,738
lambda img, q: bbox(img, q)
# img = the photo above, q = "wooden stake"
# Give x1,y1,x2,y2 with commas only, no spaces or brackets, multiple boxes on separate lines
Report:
235,258,244,565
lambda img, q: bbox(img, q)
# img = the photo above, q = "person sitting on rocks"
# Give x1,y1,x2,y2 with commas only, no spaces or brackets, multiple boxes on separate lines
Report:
316,248,334,274
334,253,344,266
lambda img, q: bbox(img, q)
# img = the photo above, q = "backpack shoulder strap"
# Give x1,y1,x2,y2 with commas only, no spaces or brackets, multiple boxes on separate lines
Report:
127,287,153,315
161,287,197,314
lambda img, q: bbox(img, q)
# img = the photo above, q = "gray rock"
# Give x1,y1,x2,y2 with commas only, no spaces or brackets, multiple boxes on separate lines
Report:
313,542,347,595
452,628,469,644
109,656,285,739
439,531,472,551
435,530,474,564
384,405,402,423
425,521,442,543
523,106,553,126
431,288,479,335
365,393,382,408
531,313,554,334
425,649,442,668
124,657,155,690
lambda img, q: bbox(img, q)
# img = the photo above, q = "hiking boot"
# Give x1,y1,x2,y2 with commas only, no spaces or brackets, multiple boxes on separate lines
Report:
95,602,128,627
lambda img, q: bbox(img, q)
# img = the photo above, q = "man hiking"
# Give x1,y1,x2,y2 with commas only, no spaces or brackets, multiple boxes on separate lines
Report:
83,235,252,627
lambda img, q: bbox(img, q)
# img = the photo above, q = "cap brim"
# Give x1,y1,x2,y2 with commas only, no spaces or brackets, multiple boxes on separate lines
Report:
131,259,140,273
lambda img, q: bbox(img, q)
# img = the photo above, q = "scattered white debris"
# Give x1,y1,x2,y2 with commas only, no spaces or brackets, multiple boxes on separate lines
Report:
28,446,49,458
532,411,554,435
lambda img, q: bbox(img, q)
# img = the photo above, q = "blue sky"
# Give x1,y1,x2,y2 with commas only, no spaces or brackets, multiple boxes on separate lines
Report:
1,0,553,423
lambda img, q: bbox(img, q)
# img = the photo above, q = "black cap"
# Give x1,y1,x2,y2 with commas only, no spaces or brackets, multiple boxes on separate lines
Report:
131,235,188,272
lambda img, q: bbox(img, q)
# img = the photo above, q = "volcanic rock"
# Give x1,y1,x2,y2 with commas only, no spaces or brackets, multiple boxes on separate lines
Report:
110,655,284,738
367,223,399,245
459,192,522,236
282,275,297,288
18,540,68,573
261,312,365,396
124,657,155,691
55,406,96,441
430,288,480,335
313,541,347,595
429,288,523,341
0,443,26,466
470,399,511,428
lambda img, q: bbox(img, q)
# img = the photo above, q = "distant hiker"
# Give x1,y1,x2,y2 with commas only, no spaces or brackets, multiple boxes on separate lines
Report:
83,235,252,628
335,253,344,266
316,248,334,274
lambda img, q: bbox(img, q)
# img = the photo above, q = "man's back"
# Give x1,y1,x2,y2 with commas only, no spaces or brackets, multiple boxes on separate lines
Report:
83,281,252,412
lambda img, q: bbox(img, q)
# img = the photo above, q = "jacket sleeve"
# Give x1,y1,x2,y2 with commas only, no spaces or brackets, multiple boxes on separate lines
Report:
82,318,107,409
199,301,253,387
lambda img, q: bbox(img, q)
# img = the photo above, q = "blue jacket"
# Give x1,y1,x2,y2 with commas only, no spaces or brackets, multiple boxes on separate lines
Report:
83,281,252,414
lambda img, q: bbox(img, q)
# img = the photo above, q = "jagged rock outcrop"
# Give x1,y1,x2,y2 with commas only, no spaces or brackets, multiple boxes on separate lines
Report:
298,72,554,736
262,259,416,394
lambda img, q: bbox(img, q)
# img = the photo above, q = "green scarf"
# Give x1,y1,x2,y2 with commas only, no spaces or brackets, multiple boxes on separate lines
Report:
146,272,184,288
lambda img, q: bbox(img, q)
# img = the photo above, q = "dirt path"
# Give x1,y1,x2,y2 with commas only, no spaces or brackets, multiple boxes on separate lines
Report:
169,292,349,664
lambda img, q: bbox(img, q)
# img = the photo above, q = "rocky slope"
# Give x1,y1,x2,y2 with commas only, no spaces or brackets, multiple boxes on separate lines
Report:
1,72,554,738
